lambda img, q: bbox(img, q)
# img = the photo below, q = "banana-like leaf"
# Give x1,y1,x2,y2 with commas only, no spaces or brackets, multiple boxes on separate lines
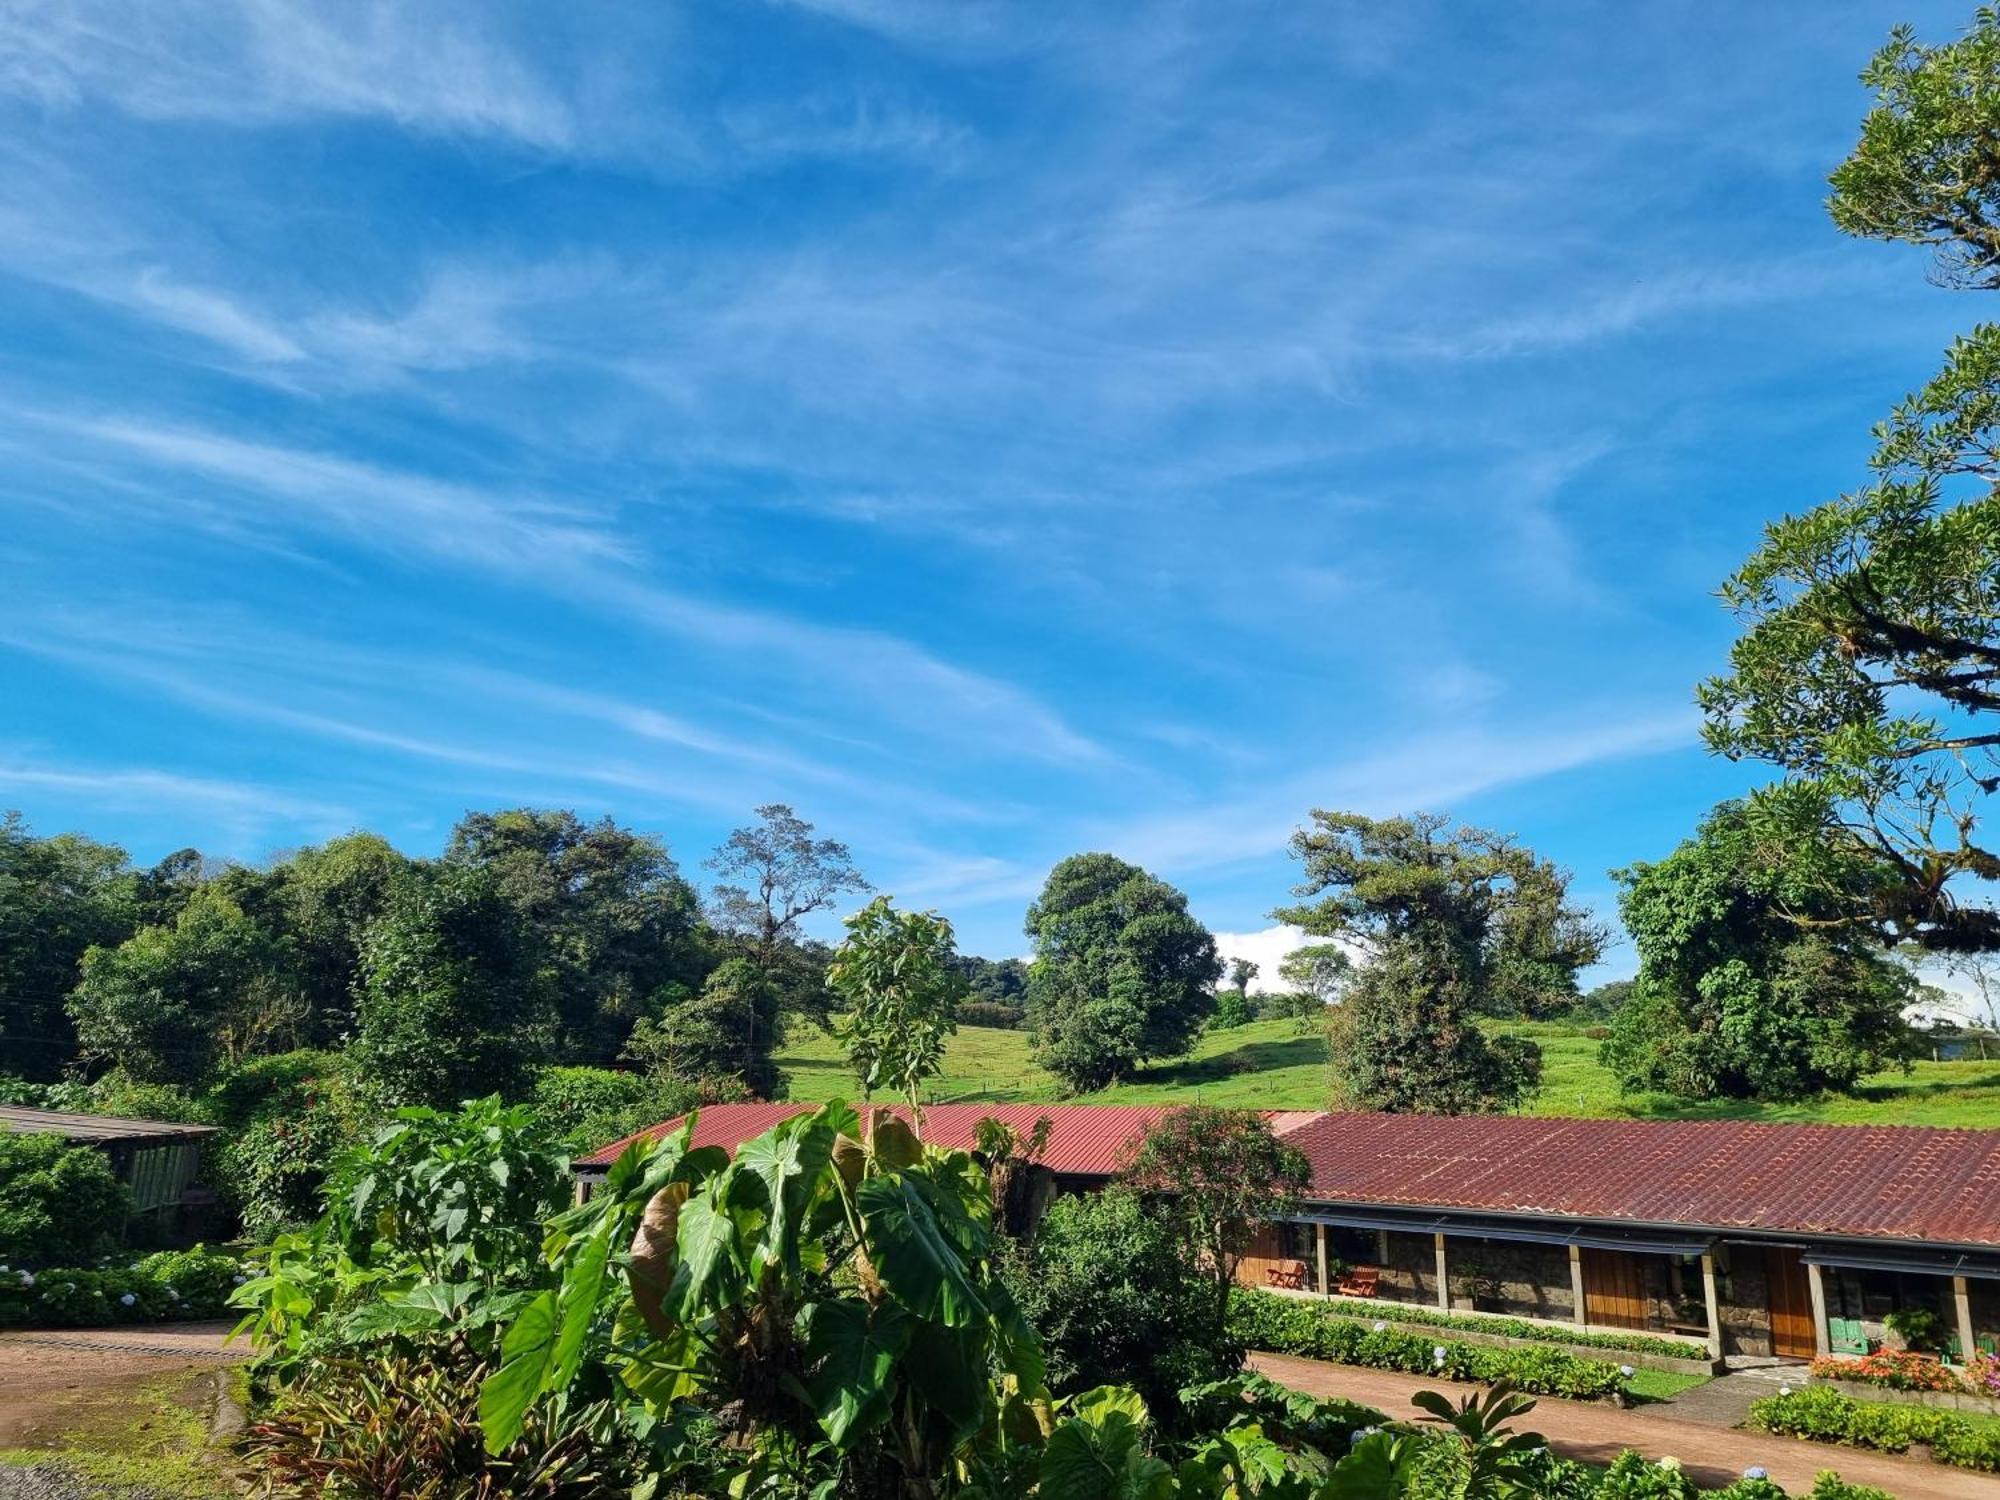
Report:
856,1173,987,1327
797,1297,911,1447
1038,1387,1172,1500
1322,1430,1421,1498
869,1112,923,1169
735,1113,834,1277
630,1180,690,1341
478,1288,556,1454
672,1188,741,1319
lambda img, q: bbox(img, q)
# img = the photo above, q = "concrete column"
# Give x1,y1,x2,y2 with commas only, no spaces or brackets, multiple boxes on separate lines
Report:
1569,1244,1588,1328
1955,1275,1977,1365
1701,1251,1724,1360
1315,1223,1330,1299
1434,1232,1450,1311
1807,1261,1831,1357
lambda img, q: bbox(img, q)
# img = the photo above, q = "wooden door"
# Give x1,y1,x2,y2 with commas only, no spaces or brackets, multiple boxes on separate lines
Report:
1581,1248,1651,1330
1764,1247,1817,1358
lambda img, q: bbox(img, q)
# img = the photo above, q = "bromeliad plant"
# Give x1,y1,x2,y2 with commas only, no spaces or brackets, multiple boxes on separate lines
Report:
480,1100,1046,1498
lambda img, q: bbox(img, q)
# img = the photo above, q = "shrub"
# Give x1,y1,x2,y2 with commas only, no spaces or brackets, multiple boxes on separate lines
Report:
0,1132,130,1265
1004,1187,1233,1427
0,1246,247,1328
1237,1288,1706,1361
956,1000,1024,1029
1228,1288,1629,1402
1751,1387,2000,1472
1884,1305,1949,1354
528,1066,692,1155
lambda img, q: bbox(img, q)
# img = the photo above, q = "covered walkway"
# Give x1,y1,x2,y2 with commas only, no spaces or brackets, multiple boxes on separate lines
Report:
1249,1351,2000,1499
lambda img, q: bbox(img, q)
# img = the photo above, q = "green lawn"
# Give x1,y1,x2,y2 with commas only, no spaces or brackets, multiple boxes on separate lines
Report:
777,1017,2000,1127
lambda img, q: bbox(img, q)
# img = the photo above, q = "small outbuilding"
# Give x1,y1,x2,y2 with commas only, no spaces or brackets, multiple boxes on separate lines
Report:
0,1105,217,1220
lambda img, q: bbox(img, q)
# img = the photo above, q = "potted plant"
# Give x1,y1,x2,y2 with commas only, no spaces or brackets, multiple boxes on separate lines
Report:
1884,1307,1948,1356
1454,1261,1505,1313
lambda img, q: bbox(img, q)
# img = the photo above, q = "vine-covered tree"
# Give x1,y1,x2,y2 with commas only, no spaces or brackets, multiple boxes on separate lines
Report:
827,895,966,1107
1024,853,1221,1092
350,866,557,1108
447,809,706,1063
623,957,784,1099
1604,803,1920,1100
1703,9,2000,954
1276,812,1605,1114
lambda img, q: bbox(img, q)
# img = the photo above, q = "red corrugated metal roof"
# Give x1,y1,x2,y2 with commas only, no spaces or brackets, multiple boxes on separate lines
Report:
1283,1112,2000,1249
576,1101,1185,1174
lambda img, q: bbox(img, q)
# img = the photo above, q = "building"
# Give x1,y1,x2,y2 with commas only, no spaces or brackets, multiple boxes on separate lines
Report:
576,1102,2000,1367
0,1105,217,1222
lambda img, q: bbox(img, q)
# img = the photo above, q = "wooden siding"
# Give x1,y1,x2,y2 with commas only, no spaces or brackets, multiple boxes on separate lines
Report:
1581,1248,1651,1330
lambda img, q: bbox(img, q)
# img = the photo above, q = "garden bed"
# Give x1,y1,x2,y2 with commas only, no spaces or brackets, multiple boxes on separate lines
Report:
1250,1290,1718,1375
1814,1378,2000,1417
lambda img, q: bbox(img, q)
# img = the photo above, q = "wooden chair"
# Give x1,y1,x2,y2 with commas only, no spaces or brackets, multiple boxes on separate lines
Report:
1265,1260,1308,1291
1335,1265,1380,1299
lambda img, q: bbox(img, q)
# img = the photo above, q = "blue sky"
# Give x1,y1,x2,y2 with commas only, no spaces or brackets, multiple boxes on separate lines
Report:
0,0,1979,968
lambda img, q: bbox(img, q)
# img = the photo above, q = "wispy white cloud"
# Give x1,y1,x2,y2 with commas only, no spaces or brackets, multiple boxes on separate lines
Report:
0,0,575,147
0,756,349,827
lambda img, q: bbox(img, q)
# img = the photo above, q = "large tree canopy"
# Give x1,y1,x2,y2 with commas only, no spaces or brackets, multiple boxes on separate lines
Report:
1604,804,1920,1101
1276,812,1604,1114
447,809,705,1062
0,813,137,1081
1703,10,2000,952
1024,853,1221,1093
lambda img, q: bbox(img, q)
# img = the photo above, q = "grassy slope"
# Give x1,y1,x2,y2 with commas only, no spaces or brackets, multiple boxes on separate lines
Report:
777,1017,2000,1127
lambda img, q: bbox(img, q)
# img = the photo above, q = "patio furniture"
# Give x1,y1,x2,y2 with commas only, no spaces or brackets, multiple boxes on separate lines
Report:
1335,1265,1380,1299
1266,1260,1308,1291
1829,1317,1872,1356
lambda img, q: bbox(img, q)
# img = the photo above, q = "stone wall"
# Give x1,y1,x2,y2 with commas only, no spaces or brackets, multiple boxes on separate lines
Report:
1446,1238,1576,1323
1715,1243,1774,1359
1378,1230,1438,1307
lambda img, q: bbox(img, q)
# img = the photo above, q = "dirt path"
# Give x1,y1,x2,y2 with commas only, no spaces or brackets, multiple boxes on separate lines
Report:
0,1323,242,1448
1250,1351,2000,1500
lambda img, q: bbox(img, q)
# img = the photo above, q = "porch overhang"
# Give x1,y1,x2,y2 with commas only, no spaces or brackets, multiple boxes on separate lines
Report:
1292,1203,1712,1258
1803,1246,2000,1281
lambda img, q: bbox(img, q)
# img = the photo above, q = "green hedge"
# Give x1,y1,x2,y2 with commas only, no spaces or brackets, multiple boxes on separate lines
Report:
1752,1386,2000,1473
1288,1290,1708,1361
1228,1287,1630,1402
0,1246,245,1329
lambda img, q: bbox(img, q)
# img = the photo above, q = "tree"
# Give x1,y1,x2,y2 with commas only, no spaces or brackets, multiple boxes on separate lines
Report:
350,866,557,1108
278,833,411,1043
1024,853,1222,1092
447,809,706,1063
1275,812,1605,1113
1573,979,1635,1021
1122,1106,1310,1332
1828,11,2000,289
705,804,869,964
1702,12,2000,954
1278,942,1353,1008
0,813,137,1080
623,957,785,1099
1603,804,1919,1100
827,895,966,1108
68,885,297,1085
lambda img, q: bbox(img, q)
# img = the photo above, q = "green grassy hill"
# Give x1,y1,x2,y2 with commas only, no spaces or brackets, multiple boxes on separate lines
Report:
777,1017,2000,1127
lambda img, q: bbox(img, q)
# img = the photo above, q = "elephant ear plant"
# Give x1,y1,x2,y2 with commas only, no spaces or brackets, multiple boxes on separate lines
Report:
479,1101,1047,1497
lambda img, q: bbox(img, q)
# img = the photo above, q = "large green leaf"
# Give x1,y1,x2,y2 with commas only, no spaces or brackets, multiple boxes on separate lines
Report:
671,1188,740,1319
797,1298,910,1447
856,1174,986,1327
1322,1430,1421,1499
550,1219,612,1389
900,1319,990,1436
735,1114,834,1276
1038,1387,1171,1500
478,1288,557,1454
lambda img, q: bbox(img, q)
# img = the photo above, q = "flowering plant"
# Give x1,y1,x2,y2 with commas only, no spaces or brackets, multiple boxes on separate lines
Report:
1810,1349,1966,1392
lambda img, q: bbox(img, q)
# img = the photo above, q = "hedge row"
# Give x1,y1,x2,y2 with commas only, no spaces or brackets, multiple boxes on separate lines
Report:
1228,1287,1630,1402
1751,1386,2000,1472
1285,1290,1708,1361
0,1247,246,1329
